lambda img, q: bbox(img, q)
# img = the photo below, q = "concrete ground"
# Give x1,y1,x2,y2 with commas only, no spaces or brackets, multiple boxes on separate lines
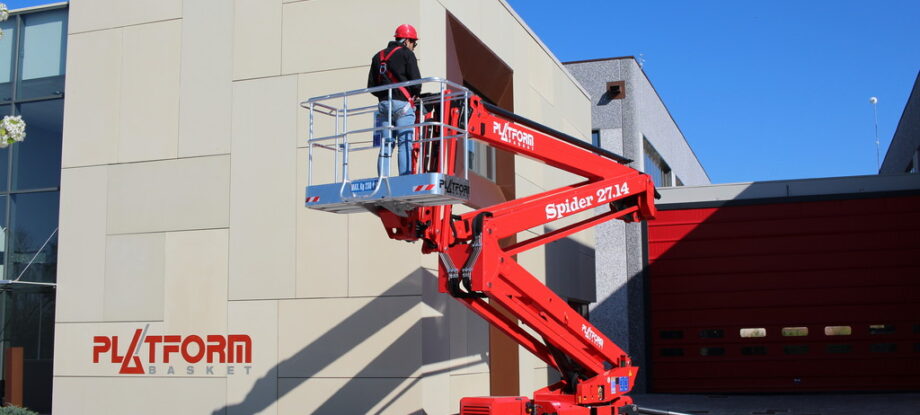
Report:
631,393,920,415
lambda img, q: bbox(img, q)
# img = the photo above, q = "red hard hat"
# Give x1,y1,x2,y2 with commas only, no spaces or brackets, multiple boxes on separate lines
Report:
394,24,419,40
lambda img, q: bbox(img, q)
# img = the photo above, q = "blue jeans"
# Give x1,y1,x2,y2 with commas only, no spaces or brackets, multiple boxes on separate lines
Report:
376,99,415,176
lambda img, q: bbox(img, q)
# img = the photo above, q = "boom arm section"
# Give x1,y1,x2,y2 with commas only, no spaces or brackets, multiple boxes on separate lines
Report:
377,94,657,413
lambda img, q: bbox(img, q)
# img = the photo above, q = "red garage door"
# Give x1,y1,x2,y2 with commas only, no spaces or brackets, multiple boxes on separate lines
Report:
647,195,920,392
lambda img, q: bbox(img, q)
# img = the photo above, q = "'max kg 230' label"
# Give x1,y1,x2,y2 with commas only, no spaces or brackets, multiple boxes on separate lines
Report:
544,182,631,220
350,179,379,193
493,121,534,151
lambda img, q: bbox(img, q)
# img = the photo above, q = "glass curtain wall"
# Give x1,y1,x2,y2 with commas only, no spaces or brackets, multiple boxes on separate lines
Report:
0,5,66,412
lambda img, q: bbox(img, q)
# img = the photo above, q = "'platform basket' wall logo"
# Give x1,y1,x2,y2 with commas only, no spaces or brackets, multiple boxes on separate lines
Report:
92,324,253,376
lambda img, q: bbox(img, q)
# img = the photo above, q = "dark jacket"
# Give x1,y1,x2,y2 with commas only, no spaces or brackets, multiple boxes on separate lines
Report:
367,41,421,101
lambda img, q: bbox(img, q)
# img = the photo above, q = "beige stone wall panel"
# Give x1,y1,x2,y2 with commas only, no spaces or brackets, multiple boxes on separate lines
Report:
56,166,108,322
233,0,282,80
516,246,546,285
281,0,419,75
347,212,423,297
473,0,516,62
53,321,166,376
278,377,422,414
107,155,231,234
227,300,279,415
448,372,490,409
53,377,226,415
164,229,230,334
118,20,182,163
438,0,478,33
62,29,121,168
68,0,181,33
418,268,452,415
229,76,298,300
561,82,592,140
103,233,166,321
179,0,234,157
418,1,448,78
277,297,422,378
295,149,348,298
113,0,182,29
296,67,377,152
526,41,556,106
446,297,489,375
67,0,118,33
514,157,546,197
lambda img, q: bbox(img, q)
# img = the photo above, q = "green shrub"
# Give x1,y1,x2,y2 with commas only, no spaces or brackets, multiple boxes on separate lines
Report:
0,405,39,415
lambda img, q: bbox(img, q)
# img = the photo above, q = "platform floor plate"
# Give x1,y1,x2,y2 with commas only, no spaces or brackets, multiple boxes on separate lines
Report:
305,173,470,214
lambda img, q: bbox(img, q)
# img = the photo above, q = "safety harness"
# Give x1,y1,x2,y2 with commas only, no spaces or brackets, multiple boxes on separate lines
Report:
376,46,413,101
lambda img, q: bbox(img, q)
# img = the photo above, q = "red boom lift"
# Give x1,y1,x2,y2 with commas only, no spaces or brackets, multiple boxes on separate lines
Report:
304,79,679,415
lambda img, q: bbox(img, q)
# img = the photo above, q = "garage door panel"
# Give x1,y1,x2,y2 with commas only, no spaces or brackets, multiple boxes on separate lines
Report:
651,375,919,393
650,285,920,311
649,268,919,294
649,248,920,276
649,228,920,259
647,196,920,392
650,211,920,243
653,198,920,226
652,356,919,378
651,303,918,327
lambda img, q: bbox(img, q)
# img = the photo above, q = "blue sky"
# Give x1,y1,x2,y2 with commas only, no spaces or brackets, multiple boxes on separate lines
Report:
6,1,919,183
3,0,51,11
506,0,920,183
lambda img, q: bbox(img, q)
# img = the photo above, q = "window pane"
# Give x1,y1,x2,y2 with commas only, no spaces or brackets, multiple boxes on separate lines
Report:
18,9,66,100
782,327,809,336
660,330,683,339
699,329,724,338
0,104,10,192
13,99,63,190
661,348,683,356
0,19,15,102
643,138,672,187
784,345,809,355
700,347,725,356
869,324,895,334
468,141,496,181
0,195,7,276
9,191,58,283
824,326,852,336
741,346,767,355
5,290,55,360
740,328,767,338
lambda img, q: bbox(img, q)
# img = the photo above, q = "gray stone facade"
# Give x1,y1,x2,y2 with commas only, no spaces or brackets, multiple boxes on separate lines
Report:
880,71,920,175
564,57,709,391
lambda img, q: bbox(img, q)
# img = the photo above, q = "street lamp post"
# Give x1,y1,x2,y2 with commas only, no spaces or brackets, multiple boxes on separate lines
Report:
870,96,880,171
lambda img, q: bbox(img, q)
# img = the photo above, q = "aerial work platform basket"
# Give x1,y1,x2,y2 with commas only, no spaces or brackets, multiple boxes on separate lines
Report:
302,78,472,215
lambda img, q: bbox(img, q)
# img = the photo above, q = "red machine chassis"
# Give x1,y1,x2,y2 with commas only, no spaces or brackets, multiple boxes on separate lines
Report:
376,94,657,415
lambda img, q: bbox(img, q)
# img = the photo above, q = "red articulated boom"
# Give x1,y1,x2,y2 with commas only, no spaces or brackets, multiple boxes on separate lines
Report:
304,79,666,415
378,94,656,415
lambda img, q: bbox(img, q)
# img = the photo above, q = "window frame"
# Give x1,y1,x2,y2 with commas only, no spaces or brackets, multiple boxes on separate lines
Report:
642,137,673,187
0,6,66,281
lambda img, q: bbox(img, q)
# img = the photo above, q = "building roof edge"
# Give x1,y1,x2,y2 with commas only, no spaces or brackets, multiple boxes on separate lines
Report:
10,1,67,14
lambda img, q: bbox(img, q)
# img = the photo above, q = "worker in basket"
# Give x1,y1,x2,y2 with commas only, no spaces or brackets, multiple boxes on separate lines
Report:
367,24,422,176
